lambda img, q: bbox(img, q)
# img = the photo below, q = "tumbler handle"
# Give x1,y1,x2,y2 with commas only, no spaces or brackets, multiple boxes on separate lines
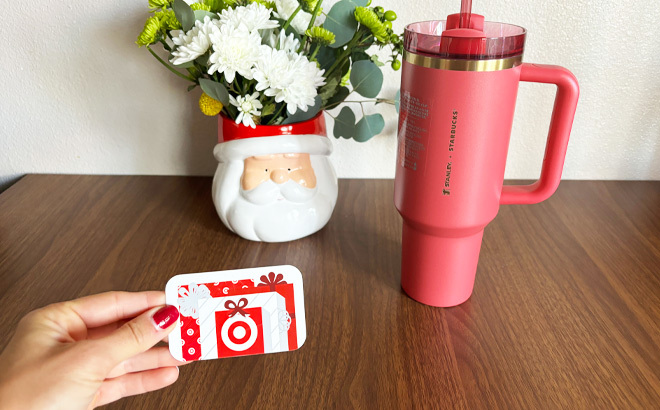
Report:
500,63,579,205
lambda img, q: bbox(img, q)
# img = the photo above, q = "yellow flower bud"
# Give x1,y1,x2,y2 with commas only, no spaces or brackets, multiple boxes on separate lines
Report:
199,92,224,116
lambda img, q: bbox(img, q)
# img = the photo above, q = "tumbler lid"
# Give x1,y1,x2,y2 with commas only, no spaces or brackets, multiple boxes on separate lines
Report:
404,16,526,60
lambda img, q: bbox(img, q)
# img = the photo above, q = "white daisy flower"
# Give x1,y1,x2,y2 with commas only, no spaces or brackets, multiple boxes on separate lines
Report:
208,24,262,83
274,0,313,34
219,3,278,33
229,92,263,129
170,16,218,65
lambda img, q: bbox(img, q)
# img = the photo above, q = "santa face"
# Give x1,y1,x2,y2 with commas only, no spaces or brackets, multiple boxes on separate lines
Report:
213,150,338,242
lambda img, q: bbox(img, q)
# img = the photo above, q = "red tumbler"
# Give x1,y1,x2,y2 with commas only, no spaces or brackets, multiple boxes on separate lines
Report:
394,13,579,307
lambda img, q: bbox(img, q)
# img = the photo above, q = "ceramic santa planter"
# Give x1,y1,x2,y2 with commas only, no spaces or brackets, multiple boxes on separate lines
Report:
212,112,338,242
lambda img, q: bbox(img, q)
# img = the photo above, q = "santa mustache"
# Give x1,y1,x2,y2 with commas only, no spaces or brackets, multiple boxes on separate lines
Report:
240,179,317,205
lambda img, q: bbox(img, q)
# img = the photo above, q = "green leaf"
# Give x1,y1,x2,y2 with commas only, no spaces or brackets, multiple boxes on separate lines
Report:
319,76,340,103
193,10,216,22
173,0,195,31
324,0,358,48
351,51,370,63
354,113,384,142
333,106,356,139
199,78,229,106
282,95,322,124
187,84,198,92
324,86,350,109
370,54,385,67
195,53,209,66
316,46,336,71
346,0,368,6
394,90,400,113
350,60,383,98
261,103,276,117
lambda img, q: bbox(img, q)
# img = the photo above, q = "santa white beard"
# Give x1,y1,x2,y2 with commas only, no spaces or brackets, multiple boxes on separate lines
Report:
213,156,338,242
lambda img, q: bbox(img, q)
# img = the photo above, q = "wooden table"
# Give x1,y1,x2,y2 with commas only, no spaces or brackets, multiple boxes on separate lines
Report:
1,175,659,409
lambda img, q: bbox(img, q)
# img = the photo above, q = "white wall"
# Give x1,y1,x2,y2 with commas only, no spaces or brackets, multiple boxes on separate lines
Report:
2,0,659,190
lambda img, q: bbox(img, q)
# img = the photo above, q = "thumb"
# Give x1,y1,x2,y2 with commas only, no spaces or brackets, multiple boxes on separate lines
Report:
93,305,179,369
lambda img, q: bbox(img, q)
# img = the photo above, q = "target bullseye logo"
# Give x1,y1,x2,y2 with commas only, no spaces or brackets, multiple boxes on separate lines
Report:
221,315,258,351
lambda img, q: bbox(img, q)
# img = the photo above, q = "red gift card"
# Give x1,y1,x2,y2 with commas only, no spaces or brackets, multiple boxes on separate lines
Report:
166,266,306,362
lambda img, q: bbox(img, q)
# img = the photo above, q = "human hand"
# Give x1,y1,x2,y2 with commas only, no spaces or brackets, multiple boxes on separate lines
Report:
0,291,186,409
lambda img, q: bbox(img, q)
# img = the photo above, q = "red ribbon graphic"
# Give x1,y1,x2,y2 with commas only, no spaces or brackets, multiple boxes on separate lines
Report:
257,272,287,291
224,298,248,317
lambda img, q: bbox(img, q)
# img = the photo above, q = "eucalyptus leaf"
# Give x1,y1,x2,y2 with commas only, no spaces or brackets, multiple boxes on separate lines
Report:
324,0,358,48
316,46,336,71
350,60,383,98
394,90,400,113
173,0,195,31
333,106,356,139
282,95,322,124
193,10,216,22
324,86,350,109
351,51,369,63
354,113,385,142
346,0,368,6
199,78,229,106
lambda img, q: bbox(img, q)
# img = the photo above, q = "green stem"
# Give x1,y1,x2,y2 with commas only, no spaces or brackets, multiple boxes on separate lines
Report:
325,31,362,78
147,45,196,82
267,103,287,125
309,43,321,61
159,38,173,52
282,5,302,30
306,0,324,30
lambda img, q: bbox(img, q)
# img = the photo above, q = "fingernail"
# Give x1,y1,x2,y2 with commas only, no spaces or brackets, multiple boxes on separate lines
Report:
152,305,179,330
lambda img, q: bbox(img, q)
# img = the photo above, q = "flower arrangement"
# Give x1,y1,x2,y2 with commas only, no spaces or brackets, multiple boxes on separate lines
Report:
137,0,402,141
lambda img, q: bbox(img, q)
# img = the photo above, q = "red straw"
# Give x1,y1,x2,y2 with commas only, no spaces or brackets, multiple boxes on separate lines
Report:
459,0,472,28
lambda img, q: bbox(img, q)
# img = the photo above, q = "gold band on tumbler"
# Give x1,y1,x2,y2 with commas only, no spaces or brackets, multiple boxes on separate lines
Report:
403,51,523,72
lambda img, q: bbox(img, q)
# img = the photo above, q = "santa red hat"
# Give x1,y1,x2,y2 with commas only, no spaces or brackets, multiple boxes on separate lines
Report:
214,112,332,162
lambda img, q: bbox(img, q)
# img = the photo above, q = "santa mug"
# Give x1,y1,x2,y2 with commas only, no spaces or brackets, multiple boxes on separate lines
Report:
213,112,338,242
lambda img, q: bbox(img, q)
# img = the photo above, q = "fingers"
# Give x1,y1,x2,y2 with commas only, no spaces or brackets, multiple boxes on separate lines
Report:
86,319,129,340
106,347,190,379
94,367,179,408
92,305,179,370
68,291,165,328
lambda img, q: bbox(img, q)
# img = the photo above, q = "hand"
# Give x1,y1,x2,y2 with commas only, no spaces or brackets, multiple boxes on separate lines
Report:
0,291,186,409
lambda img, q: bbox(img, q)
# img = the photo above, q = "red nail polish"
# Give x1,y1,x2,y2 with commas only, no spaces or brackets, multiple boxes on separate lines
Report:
152,305,179,330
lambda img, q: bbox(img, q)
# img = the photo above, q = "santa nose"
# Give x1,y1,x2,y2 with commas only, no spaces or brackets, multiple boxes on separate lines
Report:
270,169,290,184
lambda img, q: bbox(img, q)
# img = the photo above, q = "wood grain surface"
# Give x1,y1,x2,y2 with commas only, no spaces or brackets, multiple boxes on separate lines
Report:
0,175,659,409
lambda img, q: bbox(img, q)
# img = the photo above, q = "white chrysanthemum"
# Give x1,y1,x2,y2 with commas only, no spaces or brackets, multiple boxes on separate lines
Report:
274,0,312,33
252,46,325,115
253,46,295,95
264,30,301,56
219,3,278,32
208,24,262,83
278,31,301,55
281,54,326,114
229,92,263,129
170,17,219,65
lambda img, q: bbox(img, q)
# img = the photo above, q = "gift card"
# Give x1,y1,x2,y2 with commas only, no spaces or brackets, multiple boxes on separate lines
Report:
165,265,306,362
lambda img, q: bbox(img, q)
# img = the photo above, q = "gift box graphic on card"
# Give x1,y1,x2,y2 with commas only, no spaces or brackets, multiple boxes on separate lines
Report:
198,292,289,359
170,268,304,361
